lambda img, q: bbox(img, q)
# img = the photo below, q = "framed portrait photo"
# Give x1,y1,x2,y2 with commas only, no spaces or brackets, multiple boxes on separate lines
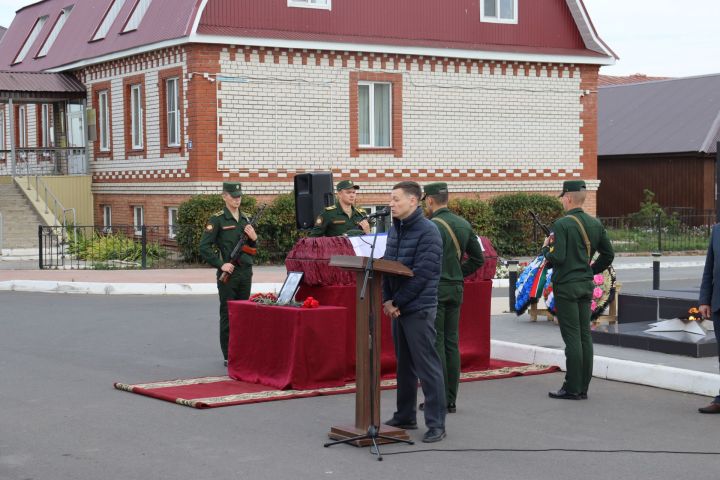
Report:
276,271,304,305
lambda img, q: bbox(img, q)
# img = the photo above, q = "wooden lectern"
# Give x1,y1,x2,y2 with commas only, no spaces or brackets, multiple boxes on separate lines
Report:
326,255,413,446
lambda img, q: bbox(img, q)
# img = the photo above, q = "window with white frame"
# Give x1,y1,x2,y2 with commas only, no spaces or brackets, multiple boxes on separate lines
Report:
40,104,51,148
358,82,391,148
168,207,178,239
123,0,152,32
98,90,110,151
133,206,144,235
360,205,391,234
14,15,48,63
103,205,112,233
0,112,5,152
93,0,126,40
480,0,518,24
38,6,73,57
166,77,180,147
130,84,143,149
287,0,331,10
18,106,27,148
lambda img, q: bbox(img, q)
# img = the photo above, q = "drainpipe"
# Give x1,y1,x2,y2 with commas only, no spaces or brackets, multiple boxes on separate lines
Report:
9,98,15,177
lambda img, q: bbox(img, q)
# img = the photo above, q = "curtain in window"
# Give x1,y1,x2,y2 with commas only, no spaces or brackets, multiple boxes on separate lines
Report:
99,92,109,150
374,84,391,147
358,84,370,145
131,86,143,148
167,78,178,146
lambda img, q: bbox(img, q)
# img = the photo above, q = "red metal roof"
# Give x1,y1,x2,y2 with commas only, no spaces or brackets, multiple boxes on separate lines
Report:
0,0,202,71
599,74,672,87
0,70,85,93
197,0,603,58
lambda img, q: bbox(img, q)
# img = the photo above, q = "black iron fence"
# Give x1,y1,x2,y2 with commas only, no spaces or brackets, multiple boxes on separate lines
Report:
38,224,297,270
598,213,714,253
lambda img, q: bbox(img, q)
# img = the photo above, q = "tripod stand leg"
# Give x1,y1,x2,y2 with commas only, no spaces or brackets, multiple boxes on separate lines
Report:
324,433,370,448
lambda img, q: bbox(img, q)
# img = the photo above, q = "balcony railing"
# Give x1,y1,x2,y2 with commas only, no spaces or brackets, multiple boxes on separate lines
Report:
0,147,87,176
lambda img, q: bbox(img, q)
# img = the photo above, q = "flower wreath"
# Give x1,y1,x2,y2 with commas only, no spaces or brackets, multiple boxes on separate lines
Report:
543,265,616,320
514,254,551,315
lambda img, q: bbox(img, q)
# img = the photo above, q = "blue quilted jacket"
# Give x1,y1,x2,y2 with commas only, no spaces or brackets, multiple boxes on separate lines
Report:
382,207,442,315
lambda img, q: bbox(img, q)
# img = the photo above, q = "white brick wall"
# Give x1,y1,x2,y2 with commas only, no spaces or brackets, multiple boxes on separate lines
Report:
218,50,584,173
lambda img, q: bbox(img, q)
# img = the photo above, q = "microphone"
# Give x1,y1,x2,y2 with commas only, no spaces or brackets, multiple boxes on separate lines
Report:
367,207,391,219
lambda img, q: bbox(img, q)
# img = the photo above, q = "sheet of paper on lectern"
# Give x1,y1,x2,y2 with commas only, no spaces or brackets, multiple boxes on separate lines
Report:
349,234,387,258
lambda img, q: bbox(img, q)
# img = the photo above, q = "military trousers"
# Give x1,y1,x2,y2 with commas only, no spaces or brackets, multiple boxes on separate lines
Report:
391,307,446,429
217,265,253,360
553,280,594,395
434,283,464,405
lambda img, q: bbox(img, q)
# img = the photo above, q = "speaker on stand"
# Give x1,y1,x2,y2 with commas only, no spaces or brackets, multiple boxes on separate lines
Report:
294,172,335,229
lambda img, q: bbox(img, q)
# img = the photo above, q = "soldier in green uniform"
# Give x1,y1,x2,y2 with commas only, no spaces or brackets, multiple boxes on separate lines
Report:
422,182,485,413
308,179,371,237
541,180,614,399
199,182,258,366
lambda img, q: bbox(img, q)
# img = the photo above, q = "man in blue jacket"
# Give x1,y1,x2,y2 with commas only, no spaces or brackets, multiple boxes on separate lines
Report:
382,181,447,443
699,223,720,413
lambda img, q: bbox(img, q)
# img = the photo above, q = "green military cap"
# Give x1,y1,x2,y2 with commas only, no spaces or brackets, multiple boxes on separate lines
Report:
422,182,448,199
336,179,360,192
222,182,243,198
559,180,586,197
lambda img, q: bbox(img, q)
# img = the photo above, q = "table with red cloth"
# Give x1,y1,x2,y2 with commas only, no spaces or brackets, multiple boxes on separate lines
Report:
227,301,348,390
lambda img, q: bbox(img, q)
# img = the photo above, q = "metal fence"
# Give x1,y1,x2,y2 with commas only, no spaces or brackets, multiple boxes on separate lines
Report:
0,148,87,176
599,213,714,253
38,223,298,270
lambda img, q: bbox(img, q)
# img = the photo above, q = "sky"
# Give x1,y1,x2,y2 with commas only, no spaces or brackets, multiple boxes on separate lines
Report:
0,0,718,77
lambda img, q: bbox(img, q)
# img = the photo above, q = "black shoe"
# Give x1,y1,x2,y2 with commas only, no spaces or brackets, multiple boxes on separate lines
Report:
224,360,228,367
419,402,424,411
579,392,588,400
698,402,720,413
422,428,446,443
447,403,457,413
548,389,582,400
384,417,418,430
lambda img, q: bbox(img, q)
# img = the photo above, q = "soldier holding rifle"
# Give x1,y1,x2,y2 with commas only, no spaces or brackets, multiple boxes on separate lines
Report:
199,182,258,366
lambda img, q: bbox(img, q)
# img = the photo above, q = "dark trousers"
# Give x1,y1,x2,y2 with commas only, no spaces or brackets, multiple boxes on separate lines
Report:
391,307,446,429
217,266,252,360
554,280,593,395
714,311,720,404
435,283,463,405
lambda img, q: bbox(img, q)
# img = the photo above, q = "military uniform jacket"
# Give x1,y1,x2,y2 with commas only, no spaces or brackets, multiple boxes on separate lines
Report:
541,208,614,285
199,207,256,270
430,207,485,285
308,202,367,237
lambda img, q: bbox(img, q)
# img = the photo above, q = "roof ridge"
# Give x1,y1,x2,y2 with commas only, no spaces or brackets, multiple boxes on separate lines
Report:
600,72,720,89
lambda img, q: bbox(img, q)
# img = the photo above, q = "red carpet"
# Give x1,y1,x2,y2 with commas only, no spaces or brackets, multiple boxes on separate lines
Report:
114,360,559,409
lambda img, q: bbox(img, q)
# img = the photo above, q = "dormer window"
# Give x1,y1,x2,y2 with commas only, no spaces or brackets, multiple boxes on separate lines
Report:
123,0,152,33
37,6,74,58
288,0,331,10
92,0,126,41
14,15,48,64
480,0,518,24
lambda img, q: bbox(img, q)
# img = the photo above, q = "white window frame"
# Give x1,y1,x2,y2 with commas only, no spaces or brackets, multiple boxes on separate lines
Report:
14,15,48,63
103,205,112,233
480,0,518,24
123,0,152,32
0,111,5,152
40,104,51,148
133,206,144,236
38,6,73,57
130,84,144,149
287,0,331,10
18,106,27,148
93,0,126,41
358,81,392,148
166,77,180,147
167,207,178,239
98,90,110,151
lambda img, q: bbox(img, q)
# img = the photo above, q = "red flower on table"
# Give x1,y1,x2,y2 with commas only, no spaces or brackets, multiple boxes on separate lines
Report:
302,296,320,308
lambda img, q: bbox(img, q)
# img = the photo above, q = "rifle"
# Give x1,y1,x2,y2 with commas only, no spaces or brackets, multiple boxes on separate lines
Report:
528,210,551,236
219,204,268,284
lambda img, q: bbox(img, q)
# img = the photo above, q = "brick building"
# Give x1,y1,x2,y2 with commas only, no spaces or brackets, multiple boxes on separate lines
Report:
0,0,615,229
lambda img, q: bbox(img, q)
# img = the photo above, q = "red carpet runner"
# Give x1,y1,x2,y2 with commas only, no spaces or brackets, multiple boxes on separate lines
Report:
114,360,559,409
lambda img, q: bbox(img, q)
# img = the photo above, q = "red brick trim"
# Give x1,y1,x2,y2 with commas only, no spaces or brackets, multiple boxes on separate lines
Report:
92,81,113,159
579,65,599,180
158,67,185,157
349,71,403,158
123,74,147,159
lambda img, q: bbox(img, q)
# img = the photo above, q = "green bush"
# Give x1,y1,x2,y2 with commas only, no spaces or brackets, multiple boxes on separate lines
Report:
448,197,496,239
255,193,304,264
175,194,257,262
67,229,166,266
627,189,681,232
489,193,563,256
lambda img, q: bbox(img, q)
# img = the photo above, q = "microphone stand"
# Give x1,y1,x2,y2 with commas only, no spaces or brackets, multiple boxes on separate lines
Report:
324,215,414,460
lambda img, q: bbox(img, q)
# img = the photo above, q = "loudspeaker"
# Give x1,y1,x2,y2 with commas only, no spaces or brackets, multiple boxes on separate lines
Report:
294,172,335,229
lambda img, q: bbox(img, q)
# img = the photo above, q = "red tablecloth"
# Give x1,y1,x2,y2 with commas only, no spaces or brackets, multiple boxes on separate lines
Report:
297,279,492,380
227,301,347,390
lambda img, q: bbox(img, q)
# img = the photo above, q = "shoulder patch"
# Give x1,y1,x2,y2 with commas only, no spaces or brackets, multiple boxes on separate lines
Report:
325,206,336,211
315,215,323,226
212,210,224,217
205,224,214,232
